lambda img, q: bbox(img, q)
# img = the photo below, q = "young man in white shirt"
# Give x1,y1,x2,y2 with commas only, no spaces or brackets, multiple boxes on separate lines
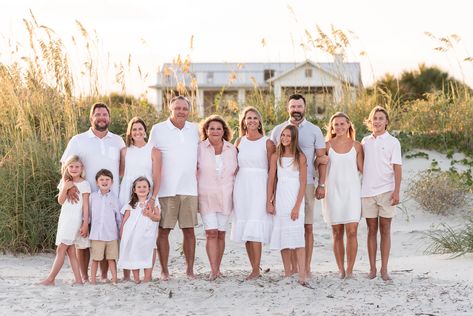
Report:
361,106,402,281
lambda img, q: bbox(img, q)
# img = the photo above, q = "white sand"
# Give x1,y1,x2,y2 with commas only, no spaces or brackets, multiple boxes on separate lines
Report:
1,149,472,315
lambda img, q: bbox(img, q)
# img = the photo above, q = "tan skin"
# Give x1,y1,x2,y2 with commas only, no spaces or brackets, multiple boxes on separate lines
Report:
65,107,113,282
156,99,196,280
325,116,364,279
235,110,276,280
286,98,327,277
266,128,308,285
119,121,162,281
366,111,402,281
203,121,227,281
40,162,88,286
120,180,160,284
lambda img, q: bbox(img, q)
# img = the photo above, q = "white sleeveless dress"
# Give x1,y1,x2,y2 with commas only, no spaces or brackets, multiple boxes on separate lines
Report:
322,147,361,225
270,157,305,250
231,136,273,244
119,144,154,208
55,180,91,246
117,202,159,269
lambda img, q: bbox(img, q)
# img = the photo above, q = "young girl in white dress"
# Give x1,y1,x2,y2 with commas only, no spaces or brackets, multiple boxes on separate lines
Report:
118,177,160,284
267,125,308,285
119,117,161,281
321,112,363,279
40,155,91,285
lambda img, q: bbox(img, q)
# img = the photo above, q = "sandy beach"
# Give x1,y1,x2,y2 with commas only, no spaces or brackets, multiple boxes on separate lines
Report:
1,150,472,315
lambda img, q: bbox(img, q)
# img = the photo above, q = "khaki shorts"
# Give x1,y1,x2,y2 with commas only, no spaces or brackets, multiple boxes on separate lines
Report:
304,184,315,225
90,240,119,261
362,191,396,218
159,195,198,229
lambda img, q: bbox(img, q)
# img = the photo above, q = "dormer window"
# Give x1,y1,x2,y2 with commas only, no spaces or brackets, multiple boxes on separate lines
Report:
264,69,275,81
207,72,214,83
305,68,313,78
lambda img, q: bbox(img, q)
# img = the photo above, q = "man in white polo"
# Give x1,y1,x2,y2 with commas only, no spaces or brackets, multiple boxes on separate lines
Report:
61,103,125,282
149,96,199,280
270,94,327,276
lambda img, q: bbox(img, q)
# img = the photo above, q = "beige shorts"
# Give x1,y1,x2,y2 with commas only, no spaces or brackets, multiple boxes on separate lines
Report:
90,240,119,261
304,184,315,225
362,191,396,218
159,195,198,229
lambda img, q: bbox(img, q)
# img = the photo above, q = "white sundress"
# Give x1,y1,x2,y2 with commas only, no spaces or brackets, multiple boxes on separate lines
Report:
55,180,91,246
231,136,273,244
322,147,361,225
270,157,305,250
117,202,159,269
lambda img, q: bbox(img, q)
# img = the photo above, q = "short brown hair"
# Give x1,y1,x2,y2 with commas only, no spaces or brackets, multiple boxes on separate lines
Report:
364,106,390,131
95,169,113,181
89,102,110,118
200,115,233,141
169,95,191,108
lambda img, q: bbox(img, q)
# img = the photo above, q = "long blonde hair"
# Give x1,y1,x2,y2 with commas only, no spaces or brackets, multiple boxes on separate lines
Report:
238,106,264,137
326,112,356,140
276,125,303,170
61,155,85,180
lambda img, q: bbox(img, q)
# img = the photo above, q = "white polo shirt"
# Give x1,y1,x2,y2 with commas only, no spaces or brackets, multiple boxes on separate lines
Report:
270,119,325,184
361,131,402,197
149,118,199,197
61,129,125,195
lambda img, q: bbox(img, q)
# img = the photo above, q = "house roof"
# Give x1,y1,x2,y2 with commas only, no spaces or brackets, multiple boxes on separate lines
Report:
152,60,362,89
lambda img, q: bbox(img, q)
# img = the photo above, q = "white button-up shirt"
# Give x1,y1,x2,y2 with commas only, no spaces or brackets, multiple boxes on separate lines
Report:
61,129,125,195
361,131,402,197
149,118,199,197
270,119,325,184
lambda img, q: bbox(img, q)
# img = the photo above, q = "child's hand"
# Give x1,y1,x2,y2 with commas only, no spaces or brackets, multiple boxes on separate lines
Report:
391,191,400,206
66,185,80,204
290,207,299,221
80,222,89,237
63,178,74,190
154,206,161,222
142,205,153,218
266,201,275,215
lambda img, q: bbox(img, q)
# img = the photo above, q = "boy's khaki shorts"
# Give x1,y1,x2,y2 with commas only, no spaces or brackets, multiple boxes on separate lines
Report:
90,240,119,261
159,195,198,229
362,191,396,218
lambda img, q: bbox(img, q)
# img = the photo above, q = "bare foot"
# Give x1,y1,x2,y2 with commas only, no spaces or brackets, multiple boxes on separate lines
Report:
101,278,110,283
142,278,151,283
122,277,131,282
208,273,218,281
39,279,55,286
380,270,392,281
72,281,83,286
134,279,141,284
339,270,346,279
111,277,118,284
160,272,169,281
90,279,97,285
367,269,377,279
345,272,353,279
216,271,224,278
306,271,313,279
186,270,195,279
245,271,261,280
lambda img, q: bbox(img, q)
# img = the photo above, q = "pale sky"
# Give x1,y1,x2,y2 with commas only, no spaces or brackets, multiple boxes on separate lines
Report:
1,0,472,98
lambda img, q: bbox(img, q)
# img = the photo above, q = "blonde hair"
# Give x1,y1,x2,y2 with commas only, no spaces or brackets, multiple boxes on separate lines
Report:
276,125,303,170
326,112,356,140
364,106,390,131
200,115,233,141
61,155,85,180
238,106,264,137
125,117,147,147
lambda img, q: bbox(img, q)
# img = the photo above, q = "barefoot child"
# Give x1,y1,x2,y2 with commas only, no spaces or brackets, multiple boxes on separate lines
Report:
118,177,160,283
41,155,90,285
89,169,122,284
361,106,402,281
267,125,308,285
321,112,363,279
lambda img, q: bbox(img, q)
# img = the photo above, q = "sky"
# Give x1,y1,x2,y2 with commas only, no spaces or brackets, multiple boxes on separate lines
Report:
1,0,472,100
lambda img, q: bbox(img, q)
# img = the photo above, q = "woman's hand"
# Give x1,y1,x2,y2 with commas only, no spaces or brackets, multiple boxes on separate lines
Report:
79,222,89,237
290,207,299,221
266,201,275,215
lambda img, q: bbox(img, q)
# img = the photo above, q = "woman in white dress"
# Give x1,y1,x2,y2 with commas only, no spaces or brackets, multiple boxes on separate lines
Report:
267,125,308,285
231,106,275,280
118,177,160,283
321,112,363,279
119,117,161,280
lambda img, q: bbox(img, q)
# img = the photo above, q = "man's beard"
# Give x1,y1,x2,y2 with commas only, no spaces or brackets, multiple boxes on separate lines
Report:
290,111,304,121
93,122,109,131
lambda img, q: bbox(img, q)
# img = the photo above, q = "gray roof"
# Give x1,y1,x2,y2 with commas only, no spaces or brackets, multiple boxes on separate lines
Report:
153,60,362,89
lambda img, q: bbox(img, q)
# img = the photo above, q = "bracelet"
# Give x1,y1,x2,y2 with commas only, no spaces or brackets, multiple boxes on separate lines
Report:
150,197,156,201
318,183,326,188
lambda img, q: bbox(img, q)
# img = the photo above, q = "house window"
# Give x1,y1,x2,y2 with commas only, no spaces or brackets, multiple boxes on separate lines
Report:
305,68,313,78
264,69,275,81
207,72,214,83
